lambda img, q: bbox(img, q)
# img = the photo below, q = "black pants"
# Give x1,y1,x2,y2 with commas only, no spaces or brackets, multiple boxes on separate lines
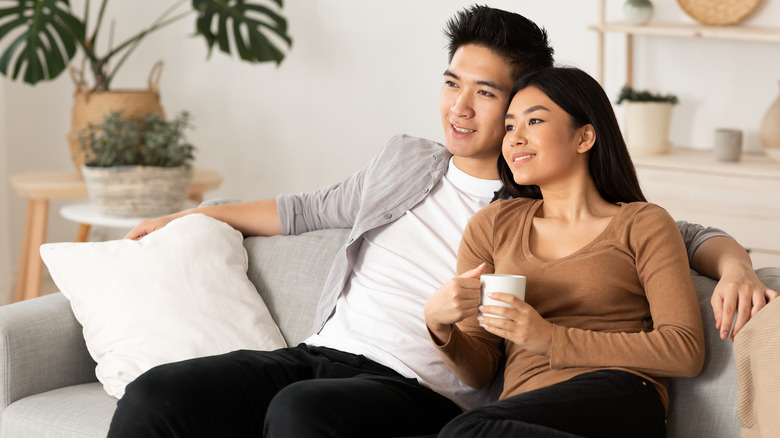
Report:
107,344,462,438
434,369,666,438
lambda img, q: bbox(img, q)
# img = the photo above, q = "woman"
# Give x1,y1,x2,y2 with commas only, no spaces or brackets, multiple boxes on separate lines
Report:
424,67,705,437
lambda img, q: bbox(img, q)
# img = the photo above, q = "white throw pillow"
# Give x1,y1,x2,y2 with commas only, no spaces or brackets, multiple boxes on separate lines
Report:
40,213,287,398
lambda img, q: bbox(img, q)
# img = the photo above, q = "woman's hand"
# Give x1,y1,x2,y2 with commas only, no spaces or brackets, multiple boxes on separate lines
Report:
478,293,553,356
424,264,486,345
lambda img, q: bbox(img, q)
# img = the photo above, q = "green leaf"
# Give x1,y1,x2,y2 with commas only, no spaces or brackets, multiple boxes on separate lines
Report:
0,0,86,84
192,0,292,65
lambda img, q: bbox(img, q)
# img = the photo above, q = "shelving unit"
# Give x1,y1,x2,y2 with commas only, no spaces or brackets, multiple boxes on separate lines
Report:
590,0,780,86
590,0,780,267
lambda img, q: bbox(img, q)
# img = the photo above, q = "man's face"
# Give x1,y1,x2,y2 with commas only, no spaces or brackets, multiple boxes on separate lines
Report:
440,44,514,178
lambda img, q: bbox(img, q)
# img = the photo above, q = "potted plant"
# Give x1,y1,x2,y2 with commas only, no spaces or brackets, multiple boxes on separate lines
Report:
79,109,196,218
617,86,679,156
0,0,292,169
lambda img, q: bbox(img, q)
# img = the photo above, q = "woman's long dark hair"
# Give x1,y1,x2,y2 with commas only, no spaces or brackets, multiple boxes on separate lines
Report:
497,67,646,203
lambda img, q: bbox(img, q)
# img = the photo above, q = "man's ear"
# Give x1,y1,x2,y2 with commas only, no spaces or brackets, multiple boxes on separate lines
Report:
577,124,596,154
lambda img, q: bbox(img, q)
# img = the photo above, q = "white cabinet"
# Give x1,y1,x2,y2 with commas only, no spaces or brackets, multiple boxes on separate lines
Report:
632,150,780,268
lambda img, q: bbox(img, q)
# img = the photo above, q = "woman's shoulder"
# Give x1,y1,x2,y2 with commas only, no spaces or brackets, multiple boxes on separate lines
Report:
477,197,537,218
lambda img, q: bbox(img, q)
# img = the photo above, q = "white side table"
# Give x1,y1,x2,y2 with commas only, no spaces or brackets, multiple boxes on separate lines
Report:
60,202,196,242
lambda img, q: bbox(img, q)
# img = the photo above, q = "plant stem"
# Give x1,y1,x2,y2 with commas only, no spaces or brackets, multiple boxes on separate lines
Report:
103,2,191,90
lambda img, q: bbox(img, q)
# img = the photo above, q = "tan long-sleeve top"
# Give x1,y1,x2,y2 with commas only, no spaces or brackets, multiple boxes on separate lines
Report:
436,198,705,412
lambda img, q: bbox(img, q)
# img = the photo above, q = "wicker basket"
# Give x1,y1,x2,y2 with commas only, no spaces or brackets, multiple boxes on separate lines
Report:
81,165,193,218
677,0,763,26
68,62,166,174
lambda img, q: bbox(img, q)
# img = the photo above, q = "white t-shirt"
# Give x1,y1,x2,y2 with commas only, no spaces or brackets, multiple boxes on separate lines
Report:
305,157,502,410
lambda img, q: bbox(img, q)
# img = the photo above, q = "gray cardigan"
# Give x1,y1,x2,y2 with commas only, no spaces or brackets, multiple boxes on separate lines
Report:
276,134,730,337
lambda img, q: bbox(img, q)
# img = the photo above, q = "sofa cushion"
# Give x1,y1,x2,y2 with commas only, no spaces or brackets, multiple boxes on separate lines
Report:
39,214,287,399
245,228,350,346
0,383,113,438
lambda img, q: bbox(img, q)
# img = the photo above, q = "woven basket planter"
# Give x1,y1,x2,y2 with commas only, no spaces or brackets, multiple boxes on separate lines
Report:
81,165,193,218
68,62,165,174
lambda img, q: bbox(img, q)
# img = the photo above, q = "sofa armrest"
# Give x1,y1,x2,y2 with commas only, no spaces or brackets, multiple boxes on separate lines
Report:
0,293,96,413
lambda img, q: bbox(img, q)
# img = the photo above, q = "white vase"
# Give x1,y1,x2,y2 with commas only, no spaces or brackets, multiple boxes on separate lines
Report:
760,81,780,162
623,102,674,156
623,0,654,25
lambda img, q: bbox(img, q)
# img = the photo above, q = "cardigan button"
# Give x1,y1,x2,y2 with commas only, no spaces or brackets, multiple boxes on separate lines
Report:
384,213,392,219
423,187,430,194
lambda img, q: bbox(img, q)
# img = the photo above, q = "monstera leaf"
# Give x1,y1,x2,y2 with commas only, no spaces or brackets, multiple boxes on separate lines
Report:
0,0,292,89
0,0,85,85
193,0,292,64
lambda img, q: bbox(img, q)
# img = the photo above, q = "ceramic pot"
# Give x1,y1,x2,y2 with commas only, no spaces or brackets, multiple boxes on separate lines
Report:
760,81,780,162
623,101,674,156
623,0,654,25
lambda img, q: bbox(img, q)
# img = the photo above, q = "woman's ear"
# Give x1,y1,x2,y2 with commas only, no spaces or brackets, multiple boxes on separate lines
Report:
577,124,596,154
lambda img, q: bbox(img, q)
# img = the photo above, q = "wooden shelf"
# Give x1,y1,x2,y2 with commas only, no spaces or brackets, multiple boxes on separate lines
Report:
589,22,780,43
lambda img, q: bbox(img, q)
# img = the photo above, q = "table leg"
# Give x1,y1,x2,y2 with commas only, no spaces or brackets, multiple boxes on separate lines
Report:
14,199,49,302
76,224,91,242
13,202,35,302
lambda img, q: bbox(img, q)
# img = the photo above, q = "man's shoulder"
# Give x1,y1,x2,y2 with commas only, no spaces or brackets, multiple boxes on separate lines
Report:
380,134,449,161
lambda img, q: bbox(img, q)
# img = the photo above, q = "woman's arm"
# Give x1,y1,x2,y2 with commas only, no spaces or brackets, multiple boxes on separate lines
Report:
426,205,505,389
548,206,705,377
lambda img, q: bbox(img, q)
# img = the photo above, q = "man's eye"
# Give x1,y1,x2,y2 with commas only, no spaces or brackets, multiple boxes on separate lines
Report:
445,80,458,88
478,90,495,97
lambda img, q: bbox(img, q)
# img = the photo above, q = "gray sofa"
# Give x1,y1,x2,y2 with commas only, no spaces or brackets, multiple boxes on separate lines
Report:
1,227,778,437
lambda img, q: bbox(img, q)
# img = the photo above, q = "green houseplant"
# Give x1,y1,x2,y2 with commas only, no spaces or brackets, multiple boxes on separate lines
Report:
0,0,292,90
79,110,197,218
617,85,679,156
0,0,292,171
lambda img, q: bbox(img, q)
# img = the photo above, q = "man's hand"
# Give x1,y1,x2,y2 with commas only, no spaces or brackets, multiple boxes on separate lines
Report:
124,210,189,240
711,261,779,341
478,293,552,356
424,264,486,345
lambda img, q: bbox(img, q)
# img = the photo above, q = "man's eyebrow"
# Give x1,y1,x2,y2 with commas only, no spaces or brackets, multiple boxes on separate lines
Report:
443,69,506,93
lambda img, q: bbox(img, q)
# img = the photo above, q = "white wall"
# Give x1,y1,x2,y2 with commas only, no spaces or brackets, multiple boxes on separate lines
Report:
2,0,779,303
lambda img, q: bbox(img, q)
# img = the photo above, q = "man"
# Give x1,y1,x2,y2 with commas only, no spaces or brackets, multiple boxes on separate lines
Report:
110,5,776,437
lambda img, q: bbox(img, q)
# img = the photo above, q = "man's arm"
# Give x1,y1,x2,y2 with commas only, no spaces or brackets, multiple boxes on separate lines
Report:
691,236,779,341
125,198,281,240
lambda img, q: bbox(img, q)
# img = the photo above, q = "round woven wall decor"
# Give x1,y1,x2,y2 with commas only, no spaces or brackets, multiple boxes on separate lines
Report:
677,0,763,25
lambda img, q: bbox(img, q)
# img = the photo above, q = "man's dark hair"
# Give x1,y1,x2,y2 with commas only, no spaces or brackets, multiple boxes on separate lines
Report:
444,5,555,81
499,67,647,204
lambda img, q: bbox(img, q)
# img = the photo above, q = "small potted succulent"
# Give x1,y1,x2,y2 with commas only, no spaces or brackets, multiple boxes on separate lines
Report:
617,86,679,156
79,110,196,218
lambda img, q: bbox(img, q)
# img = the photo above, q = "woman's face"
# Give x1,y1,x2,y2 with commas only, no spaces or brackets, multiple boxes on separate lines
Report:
502,86,591,189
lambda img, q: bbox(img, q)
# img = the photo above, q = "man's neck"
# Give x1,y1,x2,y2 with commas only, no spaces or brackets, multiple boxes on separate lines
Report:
451,156,500,180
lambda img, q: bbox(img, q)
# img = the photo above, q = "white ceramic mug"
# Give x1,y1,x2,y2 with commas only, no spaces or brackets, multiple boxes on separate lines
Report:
480,274,526,319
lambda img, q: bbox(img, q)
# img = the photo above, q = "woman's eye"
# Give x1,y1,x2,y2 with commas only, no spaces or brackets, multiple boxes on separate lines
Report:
505,124,515,132
529,119,542,125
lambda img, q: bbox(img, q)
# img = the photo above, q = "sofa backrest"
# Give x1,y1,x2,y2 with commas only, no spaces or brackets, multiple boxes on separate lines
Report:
244,228,350,346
